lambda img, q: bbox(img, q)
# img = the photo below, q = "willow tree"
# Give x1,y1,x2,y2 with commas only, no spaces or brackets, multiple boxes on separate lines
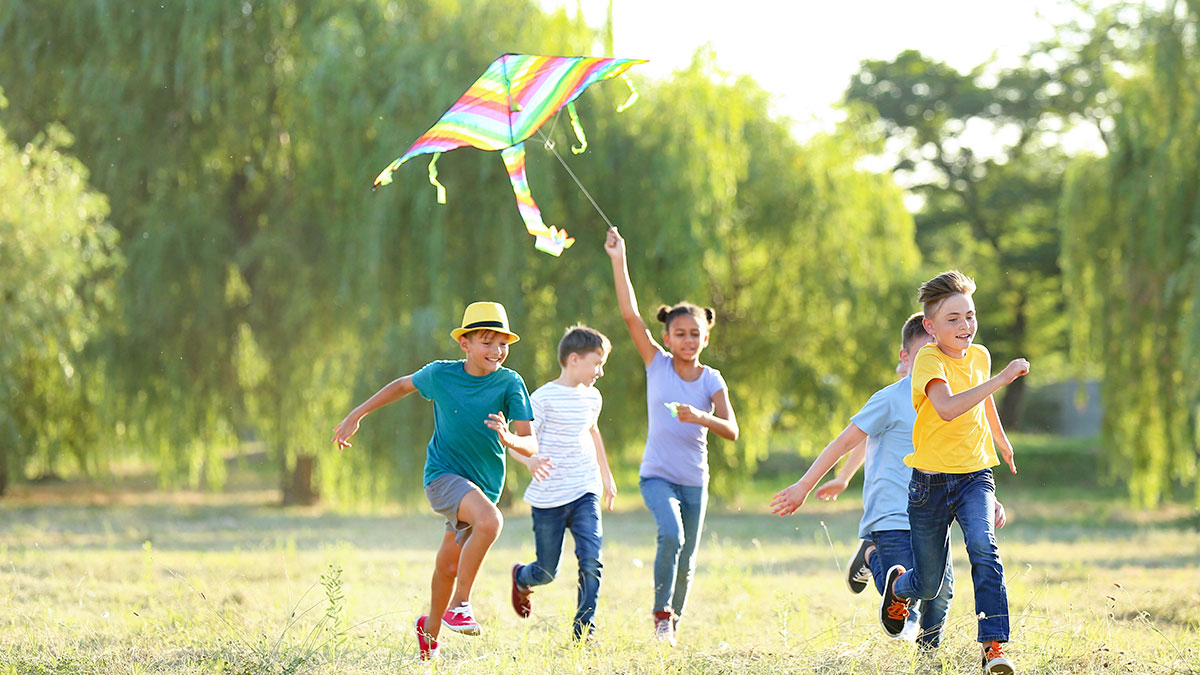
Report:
1060,2,1200,506
0,110,120,494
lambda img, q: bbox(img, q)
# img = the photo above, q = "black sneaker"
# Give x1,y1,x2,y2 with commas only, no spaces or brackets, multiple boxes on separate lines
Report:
845,539,873,594
879,565,912,638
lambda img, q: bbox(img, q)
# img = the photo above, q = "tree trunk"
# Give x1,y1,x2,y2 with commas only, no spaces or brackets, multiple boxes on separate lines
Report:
0,444,8,496
998,297,1028,428
282,454,320,506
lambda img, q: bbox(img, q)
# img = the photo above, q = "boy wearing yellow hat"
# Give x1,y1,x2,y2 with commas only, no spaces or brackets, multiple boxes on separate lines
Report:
332,302,547,660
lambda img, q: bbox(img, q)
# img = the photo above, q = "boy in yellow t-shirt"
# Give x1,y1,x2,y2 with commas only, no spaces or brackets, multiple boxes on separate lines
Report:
879,271,1029,675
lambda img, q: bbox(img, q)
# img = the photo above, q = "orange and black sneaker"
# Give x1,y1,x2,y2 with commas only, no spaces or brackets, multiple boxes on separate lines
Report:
879,564,912,637
981,640,1014,674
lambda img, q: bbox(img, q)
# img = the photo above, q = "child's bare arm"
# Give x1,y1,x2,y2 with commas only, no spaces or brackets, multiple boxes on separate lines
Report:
591,425,618,511
331,375,419,449
924,358,1029,422
604,227,660,366
985,395,1017,474
815,438,867,501
675,389,740,441
770,422,869,516
487,414,539,457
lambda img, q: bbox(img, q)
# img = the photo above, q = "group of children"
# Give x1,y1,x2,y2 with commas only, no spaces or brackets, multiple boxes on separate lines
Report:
331,229,1027,674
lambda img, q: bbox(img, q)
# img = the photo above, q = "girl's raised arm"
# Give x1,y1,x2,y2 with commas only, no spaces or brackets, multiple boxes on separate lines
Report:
605,227,660,367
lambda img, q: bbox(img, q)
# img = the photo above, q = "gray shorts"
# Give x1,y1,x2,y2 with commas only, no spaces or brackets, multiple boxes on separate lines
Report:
424,474,480,546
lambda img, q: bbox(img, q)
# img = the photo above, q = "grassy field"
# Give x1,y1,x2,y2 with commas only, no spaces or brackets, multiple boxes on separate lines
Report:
1,436,1198,674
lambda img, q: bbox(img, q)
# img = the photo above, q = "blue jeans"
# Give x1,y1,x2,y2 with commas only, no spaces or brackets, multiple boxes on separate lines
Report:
515,493,603,638
867,529,954,649
894,469,1009,643
639,477,707,617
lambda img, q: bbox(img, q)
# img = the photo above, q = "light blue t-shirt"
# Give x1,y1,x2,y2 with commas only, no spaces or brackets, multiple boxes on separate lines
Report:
412,360,534,503
849,375,916,539
639,350,727,487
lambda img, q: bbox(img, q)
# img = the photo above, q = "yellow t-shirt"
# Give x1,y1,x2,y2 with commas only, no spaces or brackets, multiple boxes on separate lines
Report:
906,342,997,473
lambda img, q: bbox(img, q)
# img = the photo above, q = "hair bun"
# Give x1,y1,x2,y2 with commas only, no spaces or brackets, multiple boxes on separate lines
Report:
703,307,716,327
655,305,671,324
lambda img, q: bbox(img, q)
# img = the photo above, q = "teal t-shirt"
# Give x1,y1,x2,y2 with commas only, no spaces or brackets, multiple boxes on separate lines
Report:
412,360,534,502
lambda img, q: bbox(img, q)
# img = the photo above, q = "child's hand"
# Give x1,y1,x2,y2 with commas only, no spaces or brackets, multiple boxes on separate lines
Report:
602,474,617,511
997,439,1017,474
331,415,361,450
815,478,849,502
1001,358,1030,384
673,403,706,426
485,412,517,447
994,500,1008,529
526,454,553,482
604,227,626,259
769,480,812,516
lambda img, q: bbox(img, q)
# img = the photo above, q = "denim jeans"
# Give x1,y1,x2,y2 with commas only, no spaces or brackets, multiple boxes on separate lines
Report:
893,468,1009,643
515,493,603,638
867,529,954,649
639,476,707,617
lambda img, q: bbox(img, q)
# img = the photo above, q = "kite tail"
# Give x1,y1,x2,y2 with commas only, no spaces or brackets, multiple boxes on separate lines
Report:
500,143,574,256
616,74,639,113
568,102,588,155
427,153,447,204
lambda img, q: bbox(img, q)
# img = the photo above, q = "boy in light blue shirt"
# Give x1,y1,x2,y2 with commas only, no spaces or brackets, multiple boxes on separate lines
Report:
771,313,954,647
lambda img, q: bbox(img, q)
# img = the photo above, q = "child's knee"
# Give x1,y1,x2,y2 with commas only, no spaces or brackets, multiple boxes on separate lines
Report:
435,557,458,579
473,509,503,540
656,526,684,552
578,557,602,578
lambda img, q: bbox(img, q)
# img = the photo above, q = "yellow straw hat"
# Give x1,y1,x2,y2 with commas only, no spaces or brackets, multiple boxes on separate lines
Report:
450,301,520,343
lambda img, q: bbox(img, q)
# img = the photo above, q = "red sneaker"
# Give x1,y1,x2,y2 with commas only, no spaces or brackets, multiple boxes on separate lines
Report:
653,610,676,647
415,615,439,661
511,563,533,618
442,602,482,636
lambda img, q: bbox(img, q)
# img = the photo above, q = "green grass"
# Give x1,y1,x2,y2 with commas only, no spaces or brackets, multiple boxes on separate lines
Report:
1,440,1198,674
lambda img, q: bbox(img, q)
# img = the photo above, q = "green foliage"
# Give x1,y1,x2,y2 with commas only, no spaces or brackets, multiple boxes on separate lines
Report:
844,48,1080,425
0,108,121,488
0,2,916,501
1060,2,1200,507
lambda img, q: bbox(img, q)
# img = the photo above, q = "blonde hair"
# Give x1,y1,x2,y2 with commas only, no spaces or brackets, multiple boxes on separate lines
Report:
918,270,976,318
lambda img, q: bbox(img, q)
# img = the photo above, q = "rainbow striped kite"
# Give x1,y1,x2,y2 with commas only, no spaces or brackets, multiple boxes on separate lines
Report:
374,54,645,256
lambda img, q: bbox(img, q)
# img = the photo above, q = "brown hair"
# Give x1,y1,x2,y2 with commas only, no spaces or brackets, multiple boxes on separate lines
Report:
557,324,611,366
901,312,929,352
656,302,715,331
917,270,976,318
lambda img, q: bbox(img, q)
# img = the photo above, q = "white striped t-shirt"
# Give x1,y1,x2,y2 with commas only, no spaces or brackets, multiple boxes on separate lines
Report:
522,381,603,509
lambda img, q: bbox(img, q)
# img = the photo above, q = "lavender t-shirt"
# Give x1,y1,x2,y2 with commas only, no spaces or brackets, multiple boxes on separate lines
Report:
638,350,728,487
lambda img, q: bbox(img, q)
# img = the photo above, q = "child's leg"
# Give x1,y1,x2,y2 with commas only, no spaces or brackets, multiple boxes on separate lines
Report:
425,530,462,640
639,477,684,613
668,483,707,620
894,472,953,602
516,505,568,588
566,493,603,638
952,469,1009,644
916,555,954,649
866,530,915,596
449,489,504,608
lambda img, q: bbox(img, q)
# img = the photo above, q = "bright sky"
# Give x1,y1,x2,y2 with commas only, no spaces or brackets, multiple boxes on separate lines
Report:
543,0,1078,137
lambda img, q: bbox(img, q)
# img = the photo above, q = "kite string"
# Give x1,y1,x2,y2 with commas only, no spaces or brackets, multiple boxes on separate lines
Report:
536,128,615,231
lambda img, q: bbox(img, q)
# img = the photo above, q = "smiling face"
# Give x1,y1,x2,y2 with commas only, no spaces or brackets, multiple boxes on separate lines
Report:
923,293,977,358
663,313,709,363
459,330,510,376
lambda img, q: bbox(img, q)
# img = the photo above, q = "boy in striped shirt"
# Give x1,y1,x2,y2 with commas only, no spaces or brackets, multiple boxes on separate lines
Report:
510,325,618,641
